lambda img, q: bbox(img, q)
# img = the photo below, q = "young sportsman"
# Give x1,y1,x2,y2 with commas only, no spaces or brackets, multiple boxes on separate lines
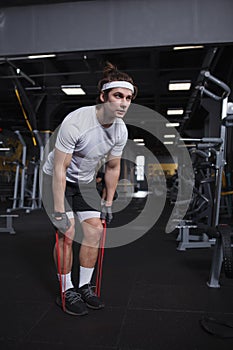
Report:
42,62,137,315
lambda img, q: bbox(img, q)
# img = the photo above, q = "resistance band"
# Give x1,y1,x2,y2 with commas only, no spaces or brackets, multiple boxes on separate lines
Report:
56,220,106,309
55,230,67,311
95,220,107,297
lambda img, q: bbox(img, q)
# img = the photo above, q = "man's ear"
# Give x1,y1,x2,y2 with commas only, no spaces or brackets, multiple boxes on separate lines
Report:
99,92,105,103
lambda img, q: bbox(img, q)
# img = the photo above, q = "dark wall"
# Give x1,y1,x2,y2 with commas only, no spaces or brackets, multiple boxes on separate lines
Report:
0,0,233,56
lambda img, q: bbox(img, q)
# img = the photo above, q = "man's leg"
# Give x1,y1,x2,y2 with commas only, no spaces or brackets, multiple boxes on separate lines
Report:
53,217,75,291
54,217,88,316
79,217,103,267
78,217,105,309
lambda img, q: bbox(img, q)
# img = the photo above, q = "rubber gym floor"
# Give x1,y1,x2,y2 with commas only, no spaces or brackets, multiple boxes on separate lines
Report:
0,198,233,350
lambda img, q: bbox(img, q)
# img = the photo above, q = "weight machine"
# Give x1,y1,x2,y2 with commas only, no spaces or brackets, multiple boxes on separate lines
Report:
175,137,221,250
175,70,233,286
7,130,44,213
206,103,233,288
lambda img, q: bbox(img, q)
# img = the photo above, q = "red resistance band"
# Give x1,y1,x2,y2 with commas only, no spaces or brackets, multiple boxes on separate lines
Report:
55,231,67,312
95,220,107,297
56,220,106,312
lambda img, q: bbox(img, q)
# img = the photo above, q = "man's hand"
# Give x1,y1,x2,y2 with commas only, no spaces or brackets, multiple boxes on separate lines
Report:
51,212,71,233
100,201,113,224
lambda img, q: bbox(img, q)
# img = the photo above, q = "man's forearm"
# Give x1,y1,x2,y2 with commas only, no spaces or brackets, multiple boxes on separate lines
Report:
52,167,67,212
104,166,120,204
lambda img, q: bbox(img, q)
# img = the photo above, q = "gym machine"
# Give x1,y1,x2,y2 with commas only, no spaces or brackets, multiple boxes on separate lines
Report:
0,140,18,233
7,130,44,213
0,214,18,234
175,136,224,250
206,102,233,288
175,70,232,286
200,103,233,338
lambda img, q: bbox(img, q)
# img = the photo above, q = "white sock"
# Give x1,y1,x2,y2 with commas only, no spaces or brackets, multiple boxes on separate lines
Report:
57,272,74,292
79,266,94,288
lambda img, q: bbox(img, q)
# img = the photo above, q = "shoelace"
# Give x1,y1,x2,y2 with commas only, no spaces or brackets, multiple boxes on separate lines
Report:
65,290,83,304
82,285,97,298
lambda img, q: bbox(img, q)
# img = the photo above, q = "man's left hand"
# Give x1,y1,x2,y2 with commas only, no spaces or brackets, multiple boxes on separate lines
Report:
101,201,113,224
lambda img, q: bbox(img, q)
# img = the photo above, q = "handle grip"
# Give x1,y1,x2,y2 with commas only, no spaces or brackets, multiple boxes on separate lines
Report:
197,70,231,101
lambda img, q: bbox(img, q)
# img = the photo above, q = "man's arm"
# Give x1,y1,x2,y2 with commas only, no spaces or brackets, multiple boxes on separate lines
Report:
104,155,121,205
53,147,72,213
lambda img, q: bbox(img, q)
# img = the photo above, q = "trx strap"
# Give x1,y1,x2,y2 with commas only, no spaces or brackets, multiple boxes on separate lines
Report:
55,230,66,311
14,88,37,146
95,220,107,297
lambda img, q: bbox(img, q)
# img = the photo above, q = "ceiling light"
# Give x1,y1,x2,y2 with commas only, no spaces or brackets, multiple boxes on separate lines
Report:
168,81,191,91
173,45,204,50
61,85,86,95
28,54,56,59
137,143,145,146
164,134,176,138
167,109,184,115
163,141,174,145
133,138,144,142
166,123,180,127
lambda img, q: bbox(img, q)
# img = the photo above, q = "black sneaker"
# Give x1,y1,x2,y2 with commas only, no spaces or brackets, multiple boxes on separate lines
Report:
78,284,105,310
56,288,88,316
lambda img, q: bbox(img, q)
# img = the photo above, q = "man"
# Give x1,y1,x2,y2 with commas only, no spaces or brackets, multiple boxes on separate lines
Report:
42,63,137,316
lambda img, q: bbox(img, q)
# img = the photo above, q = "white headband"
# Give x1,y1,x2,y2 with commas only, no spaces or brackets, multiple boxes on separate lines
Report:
102,81,134,93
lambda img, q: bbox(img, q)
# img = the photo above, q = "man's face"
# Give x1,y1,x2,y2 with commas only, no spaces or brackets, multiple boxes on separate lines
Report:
101,87,133,119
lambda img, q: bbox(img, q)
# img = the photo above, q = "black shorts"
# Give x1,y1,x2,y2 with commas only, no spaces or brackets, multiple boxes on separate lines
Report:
65,180,101,212
41,173,101,216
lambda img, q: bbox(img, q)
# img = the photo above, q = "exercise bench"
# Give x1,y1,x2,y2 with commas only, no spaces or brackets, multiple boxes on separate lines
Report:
0,214,19,234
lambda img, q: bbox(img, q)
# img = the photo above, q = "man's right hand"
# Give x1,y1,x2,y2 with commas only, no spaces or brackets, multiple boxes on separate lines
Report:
100,201,113,224
51,212,71,233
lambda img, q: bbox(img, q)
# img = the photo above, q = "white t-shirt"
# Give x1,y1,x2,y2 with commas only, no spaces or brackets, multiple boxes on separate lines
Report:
43,105,128,183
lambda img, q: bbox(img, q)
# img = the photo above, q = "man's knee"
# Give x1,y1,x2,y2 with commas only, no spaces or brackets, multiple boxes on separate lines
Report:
82,218,103,245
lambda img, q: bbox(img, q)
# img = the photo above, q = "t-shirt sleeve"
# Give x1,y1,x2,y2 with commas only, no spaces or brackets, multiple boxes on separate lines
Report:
55,118,80,154
110,125,128,157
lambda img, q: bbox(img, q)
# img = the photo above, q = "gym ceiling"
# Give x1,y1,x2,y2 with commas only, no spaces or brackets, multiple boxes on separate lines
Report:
0,0,233,141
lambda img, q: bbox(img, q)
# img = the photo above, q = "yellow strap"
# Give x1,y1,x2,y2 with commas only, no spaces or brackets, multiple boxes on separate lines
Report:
14,88,37,146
